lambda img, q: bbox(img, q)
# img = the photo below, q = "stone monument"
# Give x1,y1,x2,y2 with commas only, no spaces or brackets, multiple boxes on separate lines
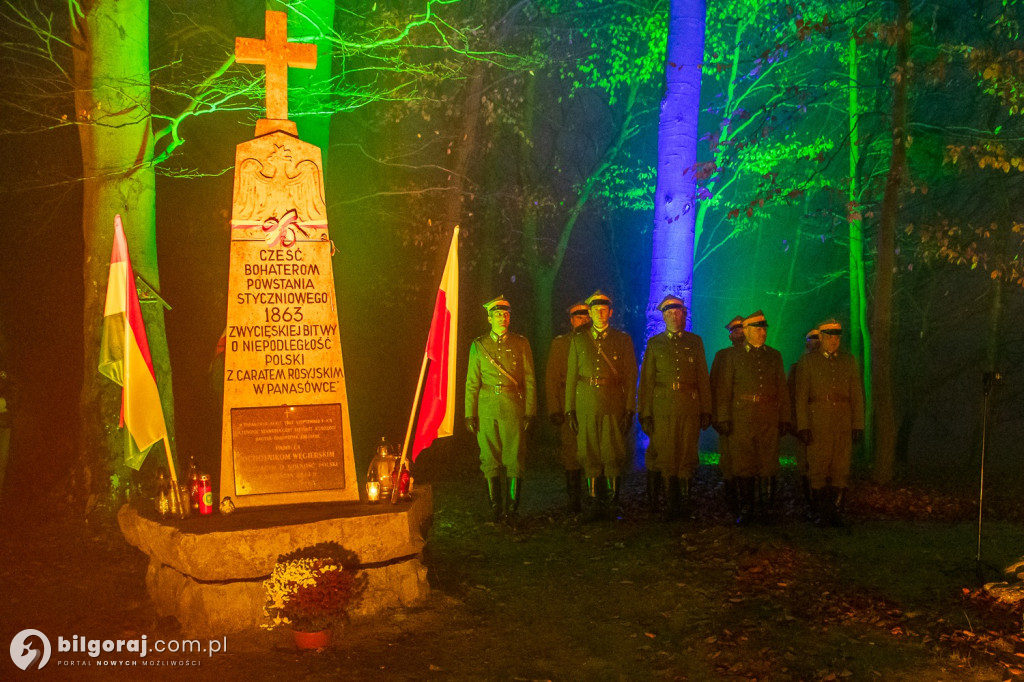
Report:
221,10,358,507
118,11,433,636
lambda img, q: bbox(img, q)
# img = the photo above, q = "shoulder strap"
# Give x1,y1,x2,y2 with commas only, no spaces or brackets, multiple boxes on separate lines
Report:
594,334,621,381
478,340,520,390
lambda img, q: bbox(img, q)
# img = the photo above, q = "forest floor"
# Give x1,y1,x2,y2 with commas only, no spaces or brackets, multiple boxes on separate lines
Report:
2,451,1024,681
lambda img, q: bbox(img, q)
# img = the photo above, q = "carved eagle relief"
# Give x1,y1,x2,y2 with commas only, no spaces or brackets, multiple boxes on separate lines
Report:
235,142,327,223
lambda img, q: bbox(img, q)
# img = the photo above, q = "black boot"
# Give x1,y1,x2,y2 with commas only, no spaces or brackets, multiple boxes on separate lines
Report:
506,478,522,530
566,470,582,514
682,477,694,518
808,487,821,525
831,487,848,528
607,477,623,520
664,476,682,521
801,476,814,520
582,477,602,523
646,471,663,514
486,477,503,524
763,477,778,524
816,486,836,528
724,478,740,517
736,477,756,525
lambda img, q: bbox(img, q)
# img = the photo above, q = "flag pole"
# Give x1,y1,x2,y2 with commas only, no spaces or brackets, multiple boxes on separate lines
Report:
162,434,182,515
392,354,430,504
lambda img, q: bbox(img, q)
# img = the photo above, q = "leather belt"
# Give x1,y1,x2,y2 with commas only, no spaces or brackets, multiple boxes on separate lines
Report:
581,377,618,387
811,393,849,403
655,381,697,391
735,394,777,403
483,383,518,394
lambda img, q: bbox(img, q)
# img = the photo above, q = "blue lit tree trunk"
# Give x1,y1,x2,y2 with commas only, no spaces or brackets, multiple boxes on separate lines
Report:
646,0,705,337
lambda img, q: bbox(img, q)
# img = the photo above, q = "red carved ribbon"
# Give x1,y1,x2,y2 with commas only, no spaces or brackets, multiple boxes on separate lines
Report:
262,209,308,248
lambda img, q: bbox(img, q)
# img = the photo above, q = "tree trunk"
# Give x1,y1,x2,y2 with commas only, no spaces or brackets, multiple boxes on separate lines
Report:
647,0,706,338
73,0,175,513
847,30,874,452
871,0,910,485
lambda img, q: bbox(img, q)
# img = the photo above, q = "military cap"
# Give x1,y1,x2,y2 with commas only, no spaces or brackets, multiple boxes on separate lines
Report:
743,310,768,327
725,315,745,332
567,302,590,317
585,290,613,307
657,294,686,312
483,295,511,313
818,318,842,335
806,328,820,340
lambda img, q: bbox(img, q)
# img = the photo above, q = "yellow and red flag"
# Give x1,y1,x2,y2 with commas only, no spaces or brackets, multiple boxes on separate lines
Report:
411,228,459,461
98,215,168,469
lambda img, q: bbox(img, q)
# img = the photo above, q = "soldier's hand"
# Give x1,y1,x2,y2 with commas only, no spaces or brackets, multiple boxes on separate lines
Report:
523,416,532,432
641,416,655,437
465,416,479,434
852,429,864,444
619,411,635,435
699,413,713,431
715,420,733,436
567,411,579,434
549,412,565,427
779,421,793,436
797,429,813,446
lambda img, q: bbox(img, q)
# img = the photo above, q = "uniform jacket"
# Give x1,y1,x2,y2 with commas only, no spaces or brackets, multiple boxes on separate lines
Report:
713,343,791,424
545,332,573,418
565,327,638,416
638,331,712,418
794,350,865,431
465,332,537,420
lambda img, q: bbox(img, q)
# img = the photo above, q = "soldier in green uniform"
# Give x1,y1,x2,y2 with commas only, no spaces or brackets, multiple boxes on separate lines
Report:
788,328,820,514
638,295,712,519
713,310,791,524
546,302,591,513
711,315,745,516
565,290,638,520
465,296,537,527
794,319,864,526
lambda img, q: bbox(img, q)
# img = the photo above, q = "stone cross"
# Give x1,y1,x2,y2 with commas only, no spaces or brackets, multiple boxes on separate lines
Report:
235,10,316,122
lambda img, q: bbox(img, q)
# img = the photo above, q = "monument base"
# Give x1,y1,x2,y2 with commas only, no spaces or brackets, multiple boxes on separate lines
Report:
118,487,433,637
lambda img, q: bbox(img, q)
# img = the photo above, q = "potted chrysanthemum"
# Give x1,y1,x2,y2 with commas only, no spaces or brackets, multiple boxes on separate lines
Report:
262,542,358,649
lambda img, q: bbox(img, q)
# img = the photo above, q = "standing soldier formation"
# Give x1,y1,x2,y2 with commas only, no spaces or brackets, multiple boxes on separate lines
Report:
794,319,864,527
638,295,712,520
462,292,865,531
465,296,536,529
565,291,638,521
546,302,591,513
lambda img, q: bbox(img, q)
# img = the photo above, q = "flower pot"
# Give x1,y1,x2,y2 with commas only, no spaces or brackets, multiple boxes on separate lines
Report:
292,628,332,650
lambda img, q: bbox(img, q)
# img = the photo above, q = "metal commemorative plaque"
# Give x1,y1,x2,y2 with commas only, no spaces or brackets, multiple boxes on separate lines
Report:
230,403,346,496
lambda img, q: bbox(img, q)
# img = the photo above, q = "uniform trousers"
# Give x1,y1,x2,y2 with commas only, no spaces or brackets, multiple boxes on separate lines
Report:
576,414,627,478
806,403,853,488
476,416,525,478
730,403,781,478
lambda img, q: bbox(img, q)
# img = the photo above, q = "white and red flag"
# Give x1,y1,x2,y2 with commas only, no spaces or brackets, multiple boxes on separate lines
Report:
98,215,168,470
410,228,459,461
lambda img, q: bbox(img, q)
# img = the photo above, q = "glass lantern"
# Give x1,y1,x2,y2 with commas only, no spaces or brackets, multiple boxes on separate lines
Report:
365,467,381,503
367,438,399,500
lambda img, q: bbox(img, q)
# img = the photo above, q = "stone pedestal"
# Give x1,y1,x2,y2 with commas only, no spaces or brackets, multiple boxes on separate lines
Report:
118,487,432,637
